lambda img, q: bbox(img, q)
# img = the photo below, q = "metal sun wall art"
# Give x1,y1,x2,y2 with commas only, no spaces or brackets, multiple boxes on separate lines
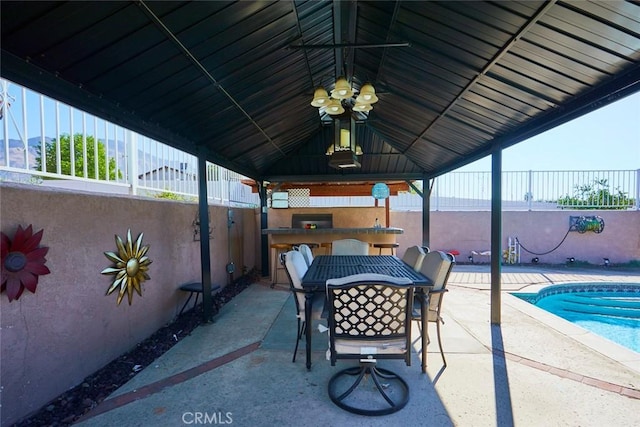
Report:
1,224,51,302
101,229,152,305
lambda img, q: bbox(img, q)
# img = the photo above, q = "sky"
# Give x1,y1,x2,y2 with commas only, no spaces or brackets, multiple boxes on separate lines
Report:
455,91,640,172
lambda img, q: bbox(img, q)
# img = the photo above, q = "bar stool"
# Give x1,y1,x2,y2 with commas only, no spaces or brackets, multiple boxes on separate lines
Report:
373,243,400,255
270,243,293,288
290,242,319,250
320,242,332,255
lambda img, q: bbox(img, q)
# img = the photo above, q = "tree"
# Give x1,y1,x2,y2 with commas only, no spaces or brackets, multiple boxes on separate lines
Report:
35,133,121,180
557,178,634,209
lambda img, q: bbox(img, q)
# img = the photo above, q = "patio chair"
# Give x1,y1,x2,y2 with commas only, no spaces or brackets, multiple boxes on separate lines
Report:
401,245,427,271
412,251,455,367
282,250,324,363
331,239,370,255
326,273,414,416
297,243,314,267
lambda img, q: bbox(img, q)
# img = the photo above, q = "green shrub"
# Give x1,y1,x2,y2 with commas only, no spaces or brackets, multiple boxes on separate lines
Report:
557,178,635,209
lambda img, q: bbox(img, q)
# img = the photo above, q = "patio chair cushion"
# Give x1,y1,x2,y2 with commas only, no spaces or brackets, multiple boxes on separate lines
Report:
421,251,453,291
298,244,314,267
402,245,427,271
331,239,370,255
283,250,309,318
333,338,408,355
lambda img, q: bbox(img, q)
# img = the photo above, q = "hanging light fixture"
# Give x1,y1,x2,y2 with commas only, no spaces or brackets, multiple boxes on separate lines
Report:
310,77,378,117
356,83,378,104
330,77,354,99
326,117,362,169
352,103,372,112
324,98,345,115
311,76,376,169
310,87,330,107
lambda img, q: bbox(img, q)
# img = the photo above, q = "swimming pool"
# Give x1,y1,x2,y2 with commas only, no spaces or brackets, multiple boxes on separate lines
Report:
512,283,640,353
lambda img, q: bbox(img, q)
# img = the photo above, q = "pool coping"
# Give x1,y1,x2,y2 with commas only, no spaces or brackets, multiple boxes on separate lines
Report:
504,287,640,374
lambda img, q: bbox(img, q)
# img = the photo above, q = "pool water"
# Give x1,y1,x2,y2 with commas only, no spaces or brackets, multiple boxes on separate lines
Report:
512,284,640,353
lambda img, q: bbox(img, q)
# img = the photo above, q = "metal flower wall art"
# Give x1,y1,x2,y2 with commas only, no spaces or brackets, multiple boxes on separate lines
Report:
1,224,51,302
101,229,152,305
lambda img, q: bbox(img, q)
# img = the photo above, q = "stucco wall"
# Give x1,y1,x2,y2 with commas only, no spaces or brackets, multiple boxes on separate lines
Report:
267,206,387,229
0,183,256,425
392,210,640,264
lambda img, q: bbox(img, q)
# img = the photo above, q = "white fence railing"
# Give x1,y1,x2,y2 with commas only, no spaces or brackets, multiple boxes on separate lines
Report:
423,170,639,211
307,170,638,211
0,78,259,207
1,78,637,211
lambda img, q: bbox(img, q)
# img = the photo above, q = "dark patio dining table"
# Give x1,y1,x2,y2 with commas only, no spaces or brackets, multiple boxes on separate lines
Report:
300,255,432,371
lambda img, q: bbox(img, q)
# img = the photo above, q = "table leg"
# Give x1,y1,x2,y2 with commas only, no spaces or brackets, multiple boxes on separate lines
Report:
305,292,313,370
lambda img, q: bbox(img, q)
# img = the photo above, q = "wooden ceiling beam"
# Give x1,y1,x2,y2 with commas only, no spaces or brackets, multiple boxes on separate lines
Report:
241,180,410,196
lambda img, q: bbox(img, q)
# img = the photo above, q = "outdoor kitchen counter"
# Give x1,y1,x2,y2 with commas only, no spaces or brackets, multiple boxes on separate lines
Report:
263,227,403,255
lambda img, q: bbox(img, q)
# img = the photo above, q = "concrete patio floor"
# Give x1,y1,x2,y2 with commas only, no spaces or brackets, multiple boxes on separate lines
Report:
75,265,640,427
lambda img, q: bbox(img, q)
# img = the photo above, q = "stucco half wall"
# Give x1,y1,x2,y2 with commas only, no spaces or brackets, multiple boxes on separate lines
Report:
0,183,257,425
393,210,639,265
